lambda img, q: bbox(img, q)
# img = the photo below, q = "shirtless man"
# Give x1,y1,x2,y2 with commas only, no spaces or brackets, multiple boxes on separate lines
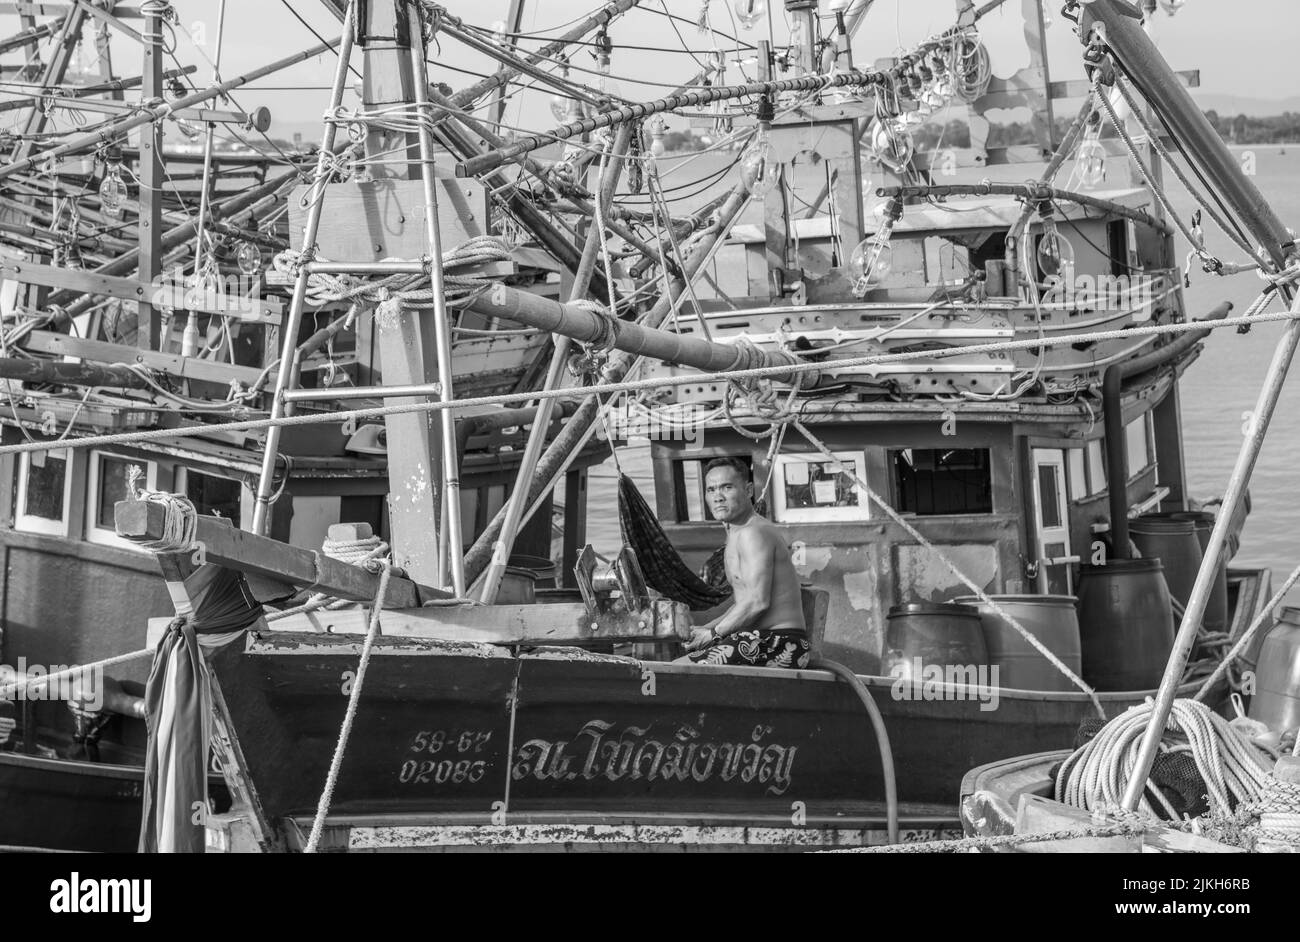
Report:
680,457,810,669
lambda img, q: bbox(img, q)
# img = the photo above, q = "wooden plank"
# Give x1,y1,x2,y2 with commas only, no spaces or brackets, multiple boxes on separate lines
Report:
22,331,268,387
267,598,691,646
114,500,450,607
0,259,283,323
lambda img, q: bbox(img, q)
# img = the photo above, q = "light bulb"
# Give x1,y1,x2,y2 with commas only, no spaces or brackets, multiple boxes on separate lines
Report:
597,59,620,102
1077,137,1107,188
492,20,507,45
1036,217,1075,279
550,94,571,122
733,0,765,29
849,234,893,295
236,241,261,276
740,128,778,197
789,17,805,50
1041,0,1053,28
98,165,127,219
869,118,914,168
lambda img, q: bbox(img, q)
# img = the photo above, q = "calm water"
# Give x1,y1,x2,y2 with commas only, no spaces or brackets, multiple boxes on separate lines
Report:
580,145,1300,600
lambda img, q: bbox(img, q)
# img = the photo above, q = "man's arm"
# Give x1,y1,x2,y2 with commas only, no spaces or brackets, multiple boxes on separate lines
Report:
685,528,772,650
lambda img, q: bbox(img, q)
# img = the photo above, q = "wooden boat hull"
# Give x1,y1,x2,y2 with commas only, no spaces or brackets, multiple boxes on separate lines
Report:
0,750,146,853
208,631,1199,846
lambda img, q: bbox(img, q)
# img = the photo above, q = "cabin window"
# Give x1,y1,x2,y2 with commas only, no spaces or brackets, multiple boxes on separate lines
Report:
772,451,868,523
1087,439,1107,494
892,448,992,515
671,455,753,523
1067,448,1088,501
288,495,340,551
86,451,156,548
1126,413,1152,477
14,449,74,536
177,468,243,522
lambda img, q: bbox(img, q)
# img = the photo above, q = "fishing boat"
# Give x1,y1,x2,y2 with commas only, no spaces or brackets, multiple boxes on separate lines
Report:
1,0,1296,853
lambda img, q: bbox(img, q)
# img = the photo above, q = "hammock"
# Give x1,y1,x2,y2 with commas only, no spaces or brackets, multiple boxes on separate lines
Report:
617,473,731,611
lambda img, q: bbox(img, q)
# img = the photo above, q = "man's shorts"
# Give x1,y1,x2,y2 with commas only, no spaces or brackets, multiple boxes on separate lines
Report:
686,628,811,669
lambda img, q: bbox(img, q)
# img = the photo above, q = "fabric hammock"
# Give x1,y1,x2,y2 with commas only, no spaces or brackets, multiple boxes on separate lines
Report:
139,565,263,854
617,473,731,611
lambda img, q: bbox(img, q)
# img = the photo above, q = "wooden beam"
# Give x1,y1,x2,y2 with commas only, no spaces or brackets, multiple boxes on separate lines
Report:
266,598,691,646
21,331,268,387
0,260,283,323
114,500,450,608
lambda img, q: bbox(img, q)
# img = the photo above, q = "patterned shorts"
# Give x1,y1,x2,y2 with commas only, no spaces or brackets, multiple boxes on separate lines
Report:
687,629,812,669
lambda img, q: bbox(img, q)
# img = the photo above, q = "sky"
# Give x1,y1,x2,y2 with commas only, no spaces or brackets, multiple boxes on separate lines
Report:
3,0,1299,143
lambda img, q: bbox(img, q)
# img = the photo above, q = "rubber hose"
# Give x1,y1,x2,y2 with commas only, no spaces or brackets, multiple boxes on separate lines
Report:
808,657,899,845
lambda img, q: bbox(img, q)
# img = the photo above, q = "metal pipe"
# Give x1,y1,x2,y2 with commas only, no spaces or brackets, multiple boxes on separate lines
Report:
410,3,466,597
478,124,632,604
304,261,426,275
457,71,891,178
1088,3,1292,268
1102,302,1231,558
191,0,228,358
251,2,355,535
0,36,338,181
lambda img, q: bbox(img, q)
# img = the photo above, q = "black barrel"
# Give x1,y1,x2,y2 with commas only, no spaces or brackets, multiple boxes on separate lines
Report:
882,602,988,678
1169,511,1229,634
1077,559,1175,691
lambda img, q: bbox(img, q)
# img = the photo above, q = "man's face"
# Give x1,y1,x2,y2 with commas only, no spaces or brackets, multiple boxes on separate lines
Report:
705,465,753,523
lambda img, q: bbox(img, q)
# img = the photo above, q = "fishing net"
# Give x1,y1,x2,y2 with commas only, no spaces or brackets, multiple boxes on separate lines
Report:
617,474,731,611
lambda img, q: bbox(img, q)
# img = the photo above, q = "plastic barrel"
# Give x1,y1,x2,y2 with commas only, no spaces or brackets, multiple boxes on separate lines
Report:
1128,515,1202,613
1248,606,1300,731
951,595,1082,692
1077,559,1175,691
1169,511,1229,634
882,602,987,678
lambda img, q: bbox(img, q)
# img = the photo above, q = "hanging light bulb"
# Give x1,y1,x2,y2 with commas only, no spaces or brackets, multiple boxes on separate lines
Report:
849,197,903,297
491,20,508,45
647,115,667,172
236,240,262,276
1040,0,1053,28
1035,202,1076,280
868,117,914,169
550,55,575,122
733,0,765,30
740,98,778,197
592,30,619,105
98,144,128,219
1076,130,1107,188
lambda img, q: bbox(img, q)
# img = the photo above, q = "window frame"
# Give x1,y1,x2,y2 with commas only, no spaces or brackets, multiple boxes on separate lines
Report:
14,448,75,537
85,450,157,549
771,450,869,523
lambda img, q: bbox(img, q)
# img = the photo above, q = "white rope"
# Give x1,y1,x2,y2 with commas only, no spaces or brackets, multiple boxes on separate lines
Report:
0,648,153,699
792,420,1106,717
302,564,392,854
265,535,390,621
125,467,197,553
1054,698,1273,818
6,303,1300,462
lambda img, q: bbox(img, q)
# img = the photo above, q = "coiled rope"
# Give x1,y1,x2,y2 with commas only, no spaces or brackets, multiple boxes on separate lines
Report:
1054,698,1273,818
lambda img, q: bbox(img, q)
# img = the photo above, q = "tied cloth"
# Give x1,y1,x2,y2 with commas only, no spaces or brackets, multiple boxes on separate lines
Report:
139,565,263,854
